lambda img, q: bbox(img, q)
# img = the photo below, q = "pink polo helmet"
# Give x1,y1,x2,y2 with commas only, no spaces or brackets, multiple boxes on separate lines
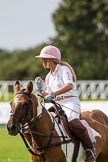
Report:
35,45,61,60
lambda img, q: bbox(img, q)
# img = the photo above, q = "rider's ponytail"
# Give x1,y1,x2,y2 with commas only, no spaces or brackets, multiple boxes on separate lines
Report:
59,61,76,82
52,58,76,82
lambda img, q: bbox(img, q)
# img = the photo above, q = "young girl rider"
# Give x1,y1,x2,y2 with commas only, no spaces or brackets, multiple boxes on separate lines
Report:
35,45,95,162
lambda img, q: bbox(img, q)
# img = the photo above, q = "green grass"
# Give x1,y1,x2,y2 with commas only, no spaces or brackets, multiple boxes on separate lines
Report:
0,126,31,162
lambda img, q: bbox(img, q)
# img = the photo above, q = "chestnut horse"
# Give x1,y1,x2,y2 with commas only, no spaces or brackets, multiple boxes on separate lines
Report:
7,81,108,162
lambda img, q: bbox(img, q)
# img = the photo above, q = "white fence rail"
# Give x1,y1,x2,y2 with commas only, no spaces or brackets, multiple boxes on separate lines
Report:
0,80,108,101
77,80,108,99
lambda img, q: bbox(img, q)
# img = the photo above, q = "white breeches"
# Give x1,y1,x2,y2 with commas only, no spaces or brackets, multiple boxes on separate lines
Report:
44,97,81,122
57,97,81,122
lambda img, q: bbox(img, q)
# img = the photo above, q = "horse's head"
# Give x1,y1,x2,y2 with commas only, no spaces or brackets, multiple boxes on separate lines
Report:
7,81,38,136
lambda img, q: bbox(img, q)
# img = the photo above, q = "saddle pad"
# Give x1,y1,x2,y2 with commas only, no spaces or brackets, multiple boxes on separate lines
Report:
80,119,95,142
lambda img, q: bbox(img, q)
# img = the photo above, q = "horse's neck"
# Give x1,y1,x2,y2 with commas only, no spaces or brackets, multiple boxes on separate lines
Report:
31,95,41,118
37,101,43,116
30,107,54,147
33,102,52,134
34,107,52,130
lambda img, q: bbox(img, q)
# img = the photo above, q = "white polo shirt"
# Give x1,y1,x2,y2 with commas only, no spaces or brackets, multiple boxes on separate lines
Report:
45,64,81,121
45,64,78,97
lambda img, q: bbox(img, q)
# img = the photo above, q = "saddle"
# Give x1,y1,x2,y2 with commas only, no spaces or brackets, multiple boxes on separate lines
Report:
48,105,81,162
48,105,94,143
48,105,78,143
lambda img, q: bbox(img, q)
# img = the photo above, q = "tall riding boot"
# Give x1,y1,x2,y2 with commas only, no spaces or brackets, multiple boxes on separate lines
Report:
68,119,96,162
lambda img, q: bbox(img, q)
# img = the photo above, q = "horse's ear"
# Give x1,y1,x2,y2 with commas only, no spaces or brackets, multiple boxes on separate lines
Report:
14,80,20,93
27,81,33,93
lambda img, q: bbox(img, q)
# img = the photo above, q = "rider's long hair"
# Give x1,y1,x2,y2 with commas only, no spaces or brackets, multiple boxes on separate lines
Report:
52,59,76,82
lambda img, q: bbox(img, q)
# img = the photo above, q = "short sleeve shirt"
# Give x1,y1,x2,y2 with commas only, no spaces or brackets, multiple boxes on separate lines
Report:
45,64,78,97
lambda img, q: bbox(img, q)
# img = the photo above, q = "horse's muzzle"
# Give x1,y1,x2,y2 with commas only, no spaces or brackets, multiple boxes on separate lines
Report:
7,123,20,136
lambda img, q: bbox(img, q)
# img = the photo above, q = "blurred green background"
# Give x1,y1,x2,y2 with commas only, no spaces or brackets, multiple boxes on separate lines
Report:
0,126,31,162
0,0,108,81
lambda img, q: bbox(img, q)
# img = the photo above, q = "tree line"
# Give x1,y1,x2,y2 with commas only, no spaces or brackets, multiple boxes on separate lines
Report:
0,0,108,81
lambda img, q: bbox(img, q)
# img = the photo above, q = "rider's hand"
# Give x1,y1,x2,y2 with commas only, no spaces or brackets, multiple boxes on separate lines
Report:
44,92,55,102
35,77,45,93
